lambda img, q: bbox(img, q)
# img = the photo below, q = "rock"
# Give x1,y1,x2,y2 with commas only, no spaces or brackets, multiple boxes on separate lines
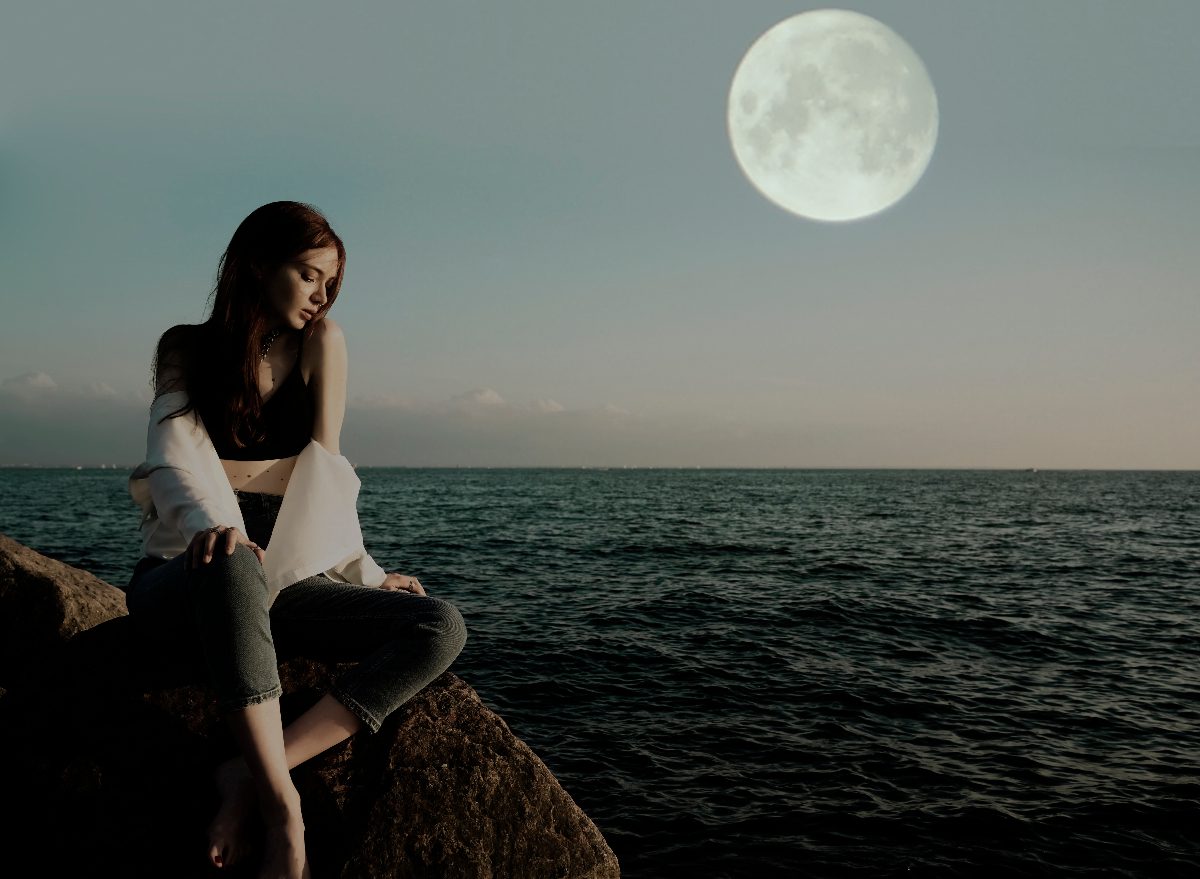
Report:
0,532,128,689
0,538,619,879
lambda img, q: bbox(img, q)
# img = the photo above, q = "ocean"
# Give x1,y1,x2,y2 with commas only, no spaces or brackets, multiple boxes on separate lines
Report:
1,467,1197,878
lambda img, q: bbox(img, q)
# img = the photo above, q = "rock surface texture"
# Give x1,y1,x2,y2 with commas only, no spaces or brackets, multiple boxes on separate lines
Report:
0,535,619,878
0,531,128,689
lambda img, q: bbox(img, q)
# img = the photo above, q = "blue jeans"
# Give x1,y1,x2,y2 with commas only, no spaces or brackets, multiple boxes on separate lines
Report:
124,494,466,733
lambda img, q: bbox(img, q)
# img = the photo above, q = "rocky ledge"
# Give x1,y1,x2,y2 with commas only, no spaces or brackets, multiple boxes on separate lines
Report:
0,533,619,878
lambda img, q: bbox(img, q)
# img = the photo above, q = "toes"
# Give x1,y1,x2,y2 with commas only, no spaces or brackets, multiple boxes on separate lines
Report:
226,842,246,867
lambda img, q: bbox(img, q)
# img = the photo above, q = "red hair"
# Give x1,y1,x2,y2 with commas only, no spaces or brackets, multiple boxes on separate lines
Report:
154,201,345,448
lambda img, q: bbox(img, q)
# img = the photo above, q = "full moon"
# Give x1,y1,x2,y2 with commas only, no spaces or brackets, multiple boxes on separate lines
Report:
727,9,938,222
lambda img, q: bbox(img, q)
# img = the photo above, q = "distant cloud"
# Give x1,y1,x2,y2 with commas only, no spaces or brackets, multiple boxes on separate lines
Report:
9,375,1181,469
338,388,865,467
5,376,744,467
0,372,147,465
447,389,567,412
1,371,57,394
451,388,506,406
0,371,139,401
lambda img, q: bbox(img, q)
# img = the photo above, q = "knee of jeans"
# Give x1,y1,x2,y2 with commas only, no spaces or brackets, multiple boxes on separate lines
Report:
425,599,467,657
199,543,268,600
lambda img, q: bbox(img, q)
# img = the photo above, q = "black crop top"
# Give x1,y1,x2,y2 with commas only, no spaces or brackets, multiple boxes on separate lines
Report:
199,340,314,461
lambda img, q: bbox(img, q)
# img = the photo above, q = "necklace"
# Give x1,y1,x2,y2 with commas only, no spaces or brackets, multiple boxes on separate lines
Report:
260,328,284,361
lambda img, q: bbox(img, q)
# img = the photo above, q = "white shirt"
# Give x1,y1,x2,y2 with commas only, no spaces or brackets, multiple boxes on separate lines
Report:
129,391,387,605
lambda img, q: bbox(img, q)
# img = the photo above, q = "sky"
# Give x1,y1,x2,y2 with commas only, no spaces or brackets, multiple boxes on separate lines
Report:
1,0,1198,467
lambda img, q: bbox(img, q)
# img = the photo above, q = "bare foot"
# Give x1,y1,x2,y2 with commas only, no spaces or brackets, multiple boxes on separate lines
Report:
207,757,257,868
258,799,309,879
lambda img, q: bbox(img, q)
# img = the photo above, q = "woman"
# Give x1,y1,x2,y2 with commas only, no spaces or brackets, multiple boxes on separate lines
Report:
125,201,466,879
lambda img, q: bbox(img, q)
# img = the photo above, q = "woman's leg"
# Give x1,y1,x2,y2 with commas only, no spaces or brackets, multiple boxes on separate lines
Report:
130,558,464,872
223,700,309,879
192,547,313,877
283,693,366,765
213,691,366,836
126,545,309,876
270,577,468,734
210,580,465,870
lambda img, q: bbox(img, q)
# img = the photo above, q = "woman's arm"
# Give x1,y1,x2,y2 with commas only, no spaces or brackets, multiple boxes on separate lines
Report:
304,318,348,456
145,333,260,567
146,334,232,543
147,462,262,569
302,319,424,595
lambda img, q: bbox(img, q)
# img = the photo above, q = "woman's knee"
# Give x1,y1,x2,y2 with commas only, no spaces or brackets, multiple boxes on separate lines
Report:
194,543,268,603
423,598,467,657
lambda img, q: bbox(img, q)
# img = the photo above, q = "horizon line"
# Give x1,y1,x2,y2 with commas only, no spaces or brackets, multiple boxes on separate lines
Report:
2,464,1199,473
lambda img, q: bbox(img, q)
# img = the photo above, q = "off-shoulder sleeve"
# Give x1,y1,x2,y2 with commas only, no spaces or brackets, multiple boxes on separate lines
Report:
145,467,235,548
130,393,382,596
263,439,387,602
129,392,244,558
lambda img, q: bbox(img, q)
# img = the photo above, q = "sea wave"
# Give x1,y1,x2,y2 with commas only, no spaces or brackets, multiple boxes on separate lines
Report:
2,467,1198,877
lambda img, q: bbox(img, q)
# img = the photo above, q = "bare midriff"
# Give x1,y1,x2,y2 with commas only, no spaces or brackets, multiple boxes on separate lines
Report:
221,455,299,495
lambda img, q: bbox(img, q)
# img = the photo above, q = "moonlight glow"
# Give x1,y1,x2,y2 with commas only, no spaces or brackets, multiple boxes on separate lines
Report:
727,9,939,222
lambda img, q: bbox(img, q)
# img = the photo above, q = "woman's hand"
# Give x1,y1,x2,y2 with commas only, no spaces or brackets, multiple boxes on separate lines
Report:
381,573,426,596
185,526,264,570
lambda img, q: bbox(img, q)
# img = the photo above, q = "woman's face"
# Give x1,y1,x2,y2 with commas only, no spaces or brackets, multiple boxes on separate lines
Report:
262,247,340,330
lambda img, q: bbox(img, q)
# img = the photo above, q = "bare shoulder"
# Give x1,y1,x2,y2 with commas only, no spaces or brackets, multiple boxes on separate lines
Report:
305,317,346,351
154,324,197,396
302,318,348,383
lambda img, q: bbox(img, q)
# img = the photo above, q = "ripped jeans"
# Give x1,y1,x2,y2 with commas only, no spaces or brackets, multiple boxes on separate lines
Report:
123,492,466,732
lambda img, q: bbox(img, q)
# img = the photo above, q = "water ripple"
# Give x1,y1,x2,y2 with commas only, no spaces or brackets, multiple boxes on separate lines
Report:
2,468,1198,877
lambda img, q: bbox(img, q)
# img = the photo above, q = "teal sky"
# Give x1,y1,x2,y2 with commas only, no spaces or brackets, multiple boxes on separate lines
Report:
1,1,1198,467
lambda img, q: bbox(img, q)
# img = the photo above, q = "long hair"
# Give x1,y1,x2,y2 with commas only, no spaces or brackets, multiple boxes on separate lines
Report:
153,201,346,448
